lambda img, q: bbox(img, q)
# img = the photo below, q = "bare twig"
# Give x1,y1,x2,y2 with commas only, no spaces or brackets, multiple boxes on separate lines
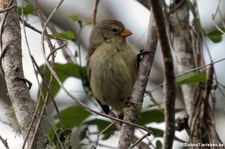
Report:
211,0,225,34
149,0,176,149
26,1,66,148
93,122,116,148
47,41,68,60
20,1,55,148
190,64,225,148
129,133,150,149
30,56,66,149
145,91,164,112
0,135,9,149
178,58,225,77
93,0,100,25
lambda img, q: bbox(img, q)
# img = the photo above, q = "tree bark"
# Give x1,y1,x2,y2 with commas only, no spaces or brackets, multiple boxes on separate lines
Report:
149,0,176,149
0,0,45,148
118,9,158,149
169,0,195,117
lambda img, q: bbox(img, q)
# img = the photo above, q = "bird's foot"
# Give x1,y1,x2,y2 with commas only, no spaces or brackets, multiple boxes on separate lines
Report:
137,49,151,68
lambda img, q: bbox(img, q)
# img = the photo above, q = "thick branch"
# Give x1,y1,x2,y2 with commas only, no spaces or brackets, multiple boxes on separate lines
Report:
169,0,195,117
137,0,150,9
118,11,158,149
0,1,45,148
149,0,176,149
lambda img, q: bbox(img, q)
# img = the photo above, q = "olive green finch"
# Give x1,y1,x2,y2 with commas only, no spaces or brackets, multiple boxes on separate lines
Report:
87,20,138,115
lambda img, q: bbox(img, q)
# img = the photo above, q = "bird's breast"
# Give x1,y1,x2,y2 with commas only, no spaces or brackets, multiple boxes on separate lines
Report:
88,42,137,112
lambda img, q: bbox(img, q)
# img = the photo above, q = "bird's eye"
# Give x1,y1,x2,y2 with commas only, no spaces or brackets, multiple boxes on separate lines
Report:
112,28,118,32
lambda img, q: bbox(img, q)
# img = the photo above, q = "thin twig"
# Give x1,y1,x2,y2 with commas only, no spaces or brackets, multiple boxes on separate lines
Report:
19,17,42,34
128,132,151,149
20,0,47,147
211,0,225,34
93,0,100,25
93,121,116,148
177,57,225,77
0,135,9,149
145,91,164,112
34,0,66,134
30,56,66,148
27,1,66,148
47,41,68,60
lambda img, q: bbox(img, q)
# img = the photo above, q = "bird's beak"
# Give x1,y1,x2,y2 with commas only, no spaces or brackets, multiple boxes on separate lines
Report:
120,28,132,38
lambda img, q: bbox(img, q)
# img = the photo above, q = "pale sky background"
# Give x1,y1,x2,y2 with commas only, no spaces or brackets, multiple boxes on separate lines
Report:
0,0,225,148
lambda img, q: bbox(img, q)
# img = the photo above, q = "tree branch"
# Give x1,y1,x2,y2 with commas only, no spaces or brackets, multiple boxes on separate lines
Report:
169,0,195,118
149,0,176,149
0,0,45,148
118,10,158,149
93,0,100,25
0,135,9,149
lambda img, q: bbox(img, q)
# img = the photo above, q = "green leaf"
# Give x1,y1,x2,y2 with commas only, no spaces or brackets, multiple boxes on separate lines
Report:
149,127,185,143
52,128,72,148
176,72,206,87
156,140,162,149
149,127,164,137
48,106,91,141
138,108,182,126
69,15,79,22
40,63,88,97
86,20,94,26
79,127,88,140
84,119,118,140
18,2,34,16
138,109,164,125
54,106,91,128
52,31,75,40
207,28,225,43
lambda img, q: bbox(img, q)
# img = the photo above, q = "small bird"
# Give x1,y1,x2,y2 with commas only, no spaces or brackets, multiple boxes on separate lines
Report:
87,20,138,116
